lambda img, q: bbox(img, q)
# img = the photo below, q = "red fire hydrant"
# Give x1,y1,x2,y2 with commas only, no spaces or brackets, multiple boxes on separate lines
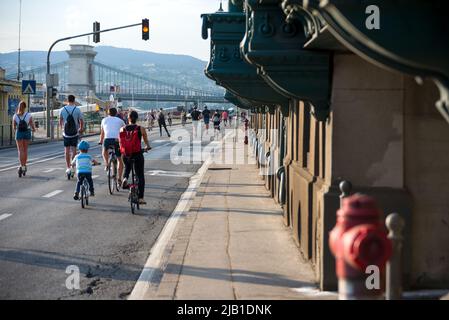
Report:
329,194,392,300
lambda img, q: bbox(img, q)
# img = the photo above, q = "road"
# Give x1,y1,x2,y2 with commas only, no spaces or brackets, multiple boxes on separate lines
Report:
0,123,214,300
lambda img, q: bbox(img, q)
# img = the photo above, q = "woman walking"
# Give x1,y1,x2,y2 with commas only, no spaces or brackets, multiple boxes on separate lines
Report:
12,101,36,177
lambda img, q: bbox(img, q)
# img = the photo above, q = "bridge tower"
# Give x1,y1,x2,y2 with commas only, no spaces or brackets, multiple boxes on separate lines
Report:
66,44,97,97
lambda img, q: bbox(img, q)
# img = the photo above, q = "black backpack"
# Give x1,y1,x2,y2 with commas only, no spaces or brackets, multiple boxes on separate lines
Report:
158,112,165,122
64,107,78,136
17,113,29,132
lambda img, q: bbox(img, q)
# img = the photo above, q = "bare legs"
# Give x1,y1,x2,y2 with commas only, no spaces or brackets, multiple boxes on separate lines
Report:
16,140,29,167
65,146,77,169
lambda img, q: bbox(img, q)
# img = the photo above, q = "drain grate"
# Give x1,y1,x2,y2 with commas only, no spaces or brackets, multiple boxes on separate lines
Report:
208,168,233,171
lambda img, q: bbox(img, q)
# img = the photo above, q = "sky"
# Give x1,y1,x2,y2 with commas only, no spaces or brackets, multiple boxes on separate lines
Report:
0,0,223,61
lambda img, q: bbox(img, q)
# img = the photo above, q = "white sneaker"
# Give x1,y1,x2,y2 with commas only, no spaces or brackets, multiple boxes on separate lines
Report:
66,168,72,175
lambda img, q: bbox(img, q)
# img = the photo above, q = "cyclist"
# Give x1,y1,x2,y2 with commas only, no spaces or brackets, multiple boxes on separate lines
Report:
99,107,126,185
120,111,152,205
59,95,84,177
72,141,99,201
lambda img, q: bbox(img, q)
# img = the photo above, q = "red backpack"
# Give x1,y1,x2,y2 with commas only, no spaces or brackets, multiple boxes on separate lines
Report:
119,126,141,156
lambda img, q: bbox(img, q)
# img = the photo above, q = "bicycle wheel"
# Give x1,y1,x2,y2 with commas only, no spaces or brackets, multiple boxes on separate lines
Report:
114,161,120,192
108,159,115,195
130,189,136,215
81,186,86,209
85,184,89,206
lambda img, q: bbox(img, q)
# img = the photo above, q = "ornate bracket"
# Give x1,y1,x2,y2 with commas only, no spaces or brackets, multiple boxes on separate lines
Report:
243,0,332,121
308,0,449,124
201,3,290,116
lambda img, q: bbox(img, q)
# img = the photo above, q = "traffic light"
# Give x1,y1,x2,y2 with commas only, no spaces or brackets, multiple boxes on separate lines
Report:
93,21,100,43
142,19,149,41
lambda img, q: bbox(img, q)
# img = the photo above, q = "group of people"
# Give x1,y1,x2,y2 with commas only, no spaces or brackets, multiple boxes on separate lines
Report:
12,95,152,205
146,109,171,138
190,106,231,137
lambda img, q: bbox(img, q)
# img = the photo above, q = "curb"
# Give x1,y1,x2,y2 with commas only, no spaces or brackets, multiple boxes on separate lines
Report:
128,130,233,300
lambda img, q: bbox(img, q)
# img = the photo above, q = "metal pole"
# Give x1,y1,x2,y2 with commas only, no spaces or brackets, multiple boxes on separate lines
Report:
17,0,22,81
45,22,143,139
386,213,405,300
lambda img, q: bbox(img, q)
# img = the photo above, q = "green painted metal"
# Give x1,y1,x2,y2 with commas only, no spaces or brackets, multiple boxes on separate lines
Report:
303,0,449,123
243,0,332,121
201,3,289,115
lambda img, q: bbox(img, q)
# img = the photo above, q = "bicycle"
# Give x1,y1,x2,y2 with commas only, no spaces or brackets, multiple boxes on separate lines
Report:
79,175,90,209
106,144,120,195
76,163,100,209
126,149,150,215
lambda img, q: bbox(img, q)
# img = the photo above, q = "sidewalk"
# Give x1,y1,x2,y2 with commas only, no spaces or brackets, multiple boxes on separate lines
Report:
142,130,337,300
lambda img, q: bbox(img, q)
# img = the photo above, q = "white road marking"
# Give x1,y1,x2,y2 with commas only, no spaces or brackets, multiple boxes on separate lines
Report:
0,214,13,222
128,130,233,300
0,145,101,173
42,190,64,198
146,170,193,178
43,168,64,173
291,287,338,298
92,175,100,179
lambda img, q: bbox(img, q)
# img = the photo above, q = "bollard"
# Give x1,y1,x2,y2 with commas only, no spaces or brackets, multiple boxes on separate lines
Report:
329,194,392,300
339,180,353,208
386,213,405,300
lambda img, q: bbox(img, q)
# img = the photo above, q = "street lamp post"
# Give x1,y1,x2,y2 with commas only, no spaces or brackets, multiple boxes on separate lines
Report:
45,21,145,139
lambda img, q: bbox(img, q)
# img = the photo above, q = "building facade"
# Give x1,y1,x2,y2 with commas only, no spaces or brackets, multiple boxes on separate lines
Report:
202,0,449,290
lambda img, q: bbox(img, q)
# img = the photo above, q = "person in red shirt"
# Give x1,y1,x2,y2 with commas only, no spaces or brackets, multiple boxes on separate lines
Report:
221,110,229,127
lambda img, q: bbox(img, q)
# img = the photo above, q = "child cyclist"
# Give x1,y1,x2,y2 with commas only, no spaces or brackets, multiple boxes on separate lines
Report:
72,140,100,201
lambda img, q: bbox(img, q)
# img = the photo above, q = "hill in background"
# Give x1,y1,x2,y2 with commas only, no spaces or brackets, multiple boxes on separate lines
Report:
0,46,221,93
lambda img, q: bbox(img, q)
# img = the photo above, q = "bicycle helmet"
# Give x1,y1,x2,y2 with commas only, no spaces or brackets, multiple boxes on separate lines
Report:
78,140,90,151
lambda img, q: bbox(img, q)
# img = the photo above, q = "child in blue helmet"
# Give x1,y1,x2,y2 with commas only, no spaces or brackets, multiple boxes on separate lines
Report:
72,140,99,200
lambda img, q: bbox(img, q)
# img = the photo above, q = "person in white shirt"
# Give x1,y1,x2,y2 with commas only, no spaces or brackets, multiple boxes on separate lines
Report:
99,108,126,184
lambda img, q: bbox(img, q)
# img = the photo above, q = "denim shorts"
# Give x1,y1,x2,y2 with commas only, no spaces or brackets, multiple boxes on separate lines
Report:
16,130,31,141
104,139,121,157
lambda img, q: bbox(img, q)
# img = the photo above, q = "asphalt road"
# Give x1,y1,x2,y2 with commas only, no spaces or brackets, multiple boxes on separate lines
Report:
0,123,215,300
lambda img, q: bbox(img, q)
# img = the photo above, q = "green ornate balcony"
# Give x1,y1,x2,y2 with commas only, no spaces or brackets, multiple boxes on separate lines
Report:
242,0,331,121
201,1,289,114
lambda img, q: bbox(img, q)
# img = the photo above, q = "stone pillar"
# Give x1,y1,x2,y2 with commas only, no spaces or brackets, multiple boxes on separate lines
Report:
66,45,97,97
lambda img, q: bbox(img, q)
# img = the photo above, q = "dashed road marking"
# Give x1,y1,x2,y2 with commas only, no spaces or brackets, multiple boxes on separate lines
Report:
0,214,12,222
42,190,64,198
146,170,193,178
43,168,64,173
92,175,100,179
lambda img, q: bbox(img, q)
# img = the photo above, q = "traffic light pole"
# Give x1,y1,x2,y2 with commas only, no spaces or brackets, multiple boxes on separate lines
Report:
45,22,143,139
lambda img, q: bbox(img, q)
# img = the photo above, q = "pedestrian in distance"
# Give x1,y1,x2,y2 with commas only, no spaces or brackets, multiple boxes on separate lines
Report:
167,112,173,127
213,110,221,137
221,110,229,127
59,95,84,179
12,101,36,178
72,140,100,200
157,108,171,137
181,110,187,127
202,106,211,134
191,106,202,138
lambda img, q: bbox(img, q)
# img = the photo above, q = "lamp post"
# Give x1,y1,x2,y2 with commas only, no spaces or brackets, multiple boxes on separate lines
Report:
45,21,145,139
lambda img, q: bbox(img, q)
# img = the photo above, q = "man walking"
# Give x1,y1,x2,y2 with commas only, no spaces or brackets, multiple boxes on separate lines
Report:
191,106,202,138
202,106,211,134
59,95,84,177
158,108,171,137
